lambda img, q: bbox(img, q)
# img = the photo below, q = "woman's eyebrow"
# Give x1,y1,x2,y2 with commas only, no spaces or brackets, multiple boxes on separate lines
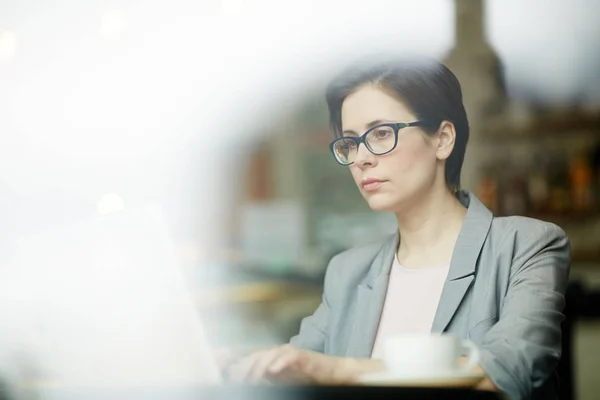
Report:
342,119,389,136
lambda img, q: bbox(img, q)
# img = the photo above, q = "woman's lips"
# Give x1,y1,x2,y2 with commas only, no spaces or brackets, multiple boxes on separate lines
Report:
362,179,387,192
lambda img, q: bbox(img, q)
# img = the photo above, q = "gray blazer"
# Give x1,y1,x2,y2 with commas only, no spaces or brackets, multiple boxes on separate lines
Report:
290,191,570,400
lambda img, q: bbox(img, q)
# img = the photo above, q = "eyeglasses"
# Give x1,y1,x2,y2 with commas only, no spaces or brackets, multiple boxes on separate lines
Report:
329,121,431,166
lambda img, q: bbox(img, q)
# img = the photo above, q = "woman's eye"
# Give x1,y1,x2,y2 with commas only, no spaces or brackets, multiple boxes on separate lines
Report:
374,129,391,138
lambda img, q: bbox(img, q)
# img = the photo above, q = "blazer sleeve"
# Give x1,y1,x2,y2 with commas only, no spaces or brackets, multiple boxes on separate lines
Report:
289,253,340,353
479,222,570,399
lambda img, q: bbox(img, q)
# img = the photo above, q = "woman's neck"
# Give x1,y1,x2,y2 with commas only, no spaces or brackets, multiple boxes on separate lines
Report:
395,188,467,269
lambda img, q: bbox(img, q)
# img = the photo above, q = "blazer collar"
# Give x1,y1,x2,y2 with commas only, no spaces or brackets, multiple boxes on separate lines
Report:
363,232,398,289
431,190,494,332
446,190,493,280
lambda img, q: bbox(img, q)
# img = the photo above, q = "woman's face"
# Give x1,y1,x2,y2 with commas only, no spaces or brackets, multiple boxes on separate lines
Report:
340,84,447,212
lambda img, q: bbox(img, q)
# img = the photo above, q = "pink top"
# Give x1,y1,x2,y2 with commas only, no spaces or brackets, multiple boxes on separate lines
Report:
370,256,450,359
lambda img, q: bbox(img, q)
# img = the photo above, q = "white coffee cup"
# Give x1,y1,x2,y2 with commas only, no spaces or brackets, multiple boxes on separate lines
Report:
383,334,480,377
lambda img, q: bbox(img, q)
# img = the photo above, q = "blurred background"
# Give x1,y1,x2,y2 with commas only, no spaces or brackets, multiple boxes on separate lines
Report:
1,0,600,399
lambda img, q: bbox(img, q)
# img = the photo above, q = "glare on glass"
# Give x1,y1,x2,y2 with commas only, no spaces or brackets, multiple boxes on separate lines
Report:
329,121,430,166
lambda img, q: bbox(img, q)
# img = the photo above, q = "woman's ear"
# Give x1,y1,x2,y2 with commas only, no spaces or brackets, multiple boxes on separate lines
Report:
435,121,456,161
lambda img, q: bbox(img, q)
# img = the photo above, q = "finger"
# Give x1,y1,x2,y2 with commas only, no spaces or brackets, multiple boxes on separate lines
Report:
267,349,299,375
229,348,281,383
218,345,273,368
227,352,265,383
247,348,288,382
269,354,317,385
271,351,327,385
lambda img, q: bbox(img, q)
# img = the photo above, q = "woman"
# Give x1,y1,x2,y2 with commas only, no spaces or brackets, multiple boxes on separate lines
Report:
224,56,570,400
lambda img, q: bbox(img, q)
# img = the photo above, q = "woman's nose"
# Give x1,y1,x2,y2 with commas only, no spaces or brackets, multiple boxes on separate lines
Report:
353,143,376,168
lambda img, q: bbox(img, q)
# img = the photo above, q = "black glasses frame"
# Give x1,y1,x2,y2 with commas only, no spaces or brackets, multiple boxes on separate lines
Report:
329,121,432,166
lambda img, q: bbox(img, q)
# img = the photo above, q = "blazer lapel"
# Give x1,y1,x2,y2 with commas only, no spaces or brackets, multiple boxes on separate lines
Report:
431,192,493,333
345,232,398,358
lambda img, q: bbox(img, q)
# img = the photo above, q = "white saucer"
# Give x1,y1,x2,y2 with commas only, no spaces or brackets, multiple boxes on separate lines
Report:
358,370,486,388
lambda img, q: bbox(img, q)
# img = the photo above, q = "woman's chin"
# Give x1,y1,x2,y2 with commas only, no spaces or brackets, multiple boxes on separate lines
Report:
365,196,399,212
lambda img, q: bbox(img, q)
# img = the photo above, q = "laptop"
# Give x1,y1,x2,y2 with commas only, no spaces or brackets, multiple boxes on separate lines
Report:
0,204,222,398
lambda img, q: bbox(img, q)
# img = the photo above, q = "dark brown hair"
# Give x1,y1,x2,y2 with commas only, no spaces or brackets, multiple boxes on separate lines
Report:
325,55,469,190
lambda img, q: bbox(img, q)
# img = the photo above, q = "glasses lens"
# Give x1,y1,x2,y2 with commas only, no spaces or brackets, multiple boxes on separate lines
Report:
332,138,358,164
366,126,396,154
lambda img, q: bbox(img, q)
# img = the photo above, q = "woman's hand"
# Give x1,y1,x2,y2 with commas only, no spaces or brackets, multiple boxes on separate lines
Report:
225,344,384,385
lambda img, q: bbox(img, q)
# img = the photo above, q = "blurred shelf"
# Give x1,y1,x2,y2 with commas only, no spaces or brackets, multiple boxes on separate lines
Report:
572,249,600,265
192,263,325,307
482,132,600,144
196,281,321,307
479,111,600,144
533,211,600,224
496,210,600,225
